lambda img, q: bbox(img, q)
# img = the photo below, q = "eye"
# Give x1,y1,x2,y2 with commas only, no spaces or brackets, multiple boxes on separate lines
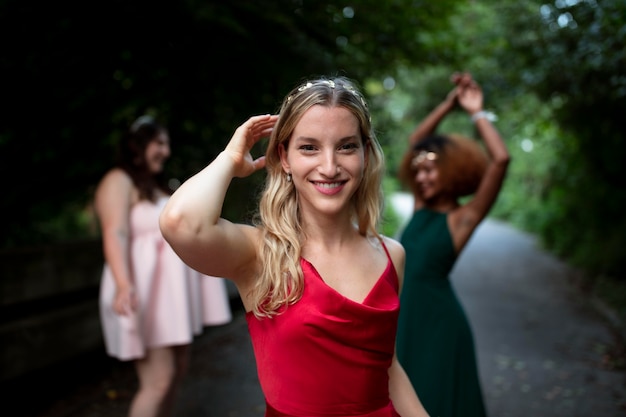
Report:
338,142,359,153
299,144,317,153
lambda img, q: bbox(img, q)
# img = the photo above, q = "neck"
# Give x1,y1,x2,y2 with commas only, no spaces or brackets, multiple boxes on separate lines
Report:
422,194,458,213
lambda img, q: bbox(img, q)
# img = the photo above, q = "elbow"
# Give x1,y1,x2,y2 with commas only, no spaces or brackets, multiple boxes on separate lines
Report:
159,207,184,241
494,152,511,169
159,205,207,245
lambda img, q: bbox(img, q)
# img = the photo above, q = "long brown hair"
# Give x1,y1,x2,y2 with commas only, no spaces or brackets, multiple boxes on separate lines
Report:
117,115,172,202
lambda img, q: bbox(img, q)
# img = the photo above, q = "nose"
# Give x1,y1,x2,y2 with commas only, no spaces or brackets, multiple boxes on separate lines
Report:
319,151,340,177
162,144,171,158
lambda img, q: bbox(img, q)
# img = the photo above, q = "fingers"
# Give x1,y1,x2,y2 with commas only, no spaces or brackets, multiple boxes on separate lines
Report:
113,289,137,316
225,115,277,178
254,155,267,171
451,72,473,88
246,114,279,136
236,115,278,148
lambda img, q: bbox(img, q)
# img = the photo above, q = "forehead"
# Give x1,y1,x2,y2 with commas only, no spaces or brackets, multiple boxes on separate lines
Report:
149,131,170,144
292,105,359,139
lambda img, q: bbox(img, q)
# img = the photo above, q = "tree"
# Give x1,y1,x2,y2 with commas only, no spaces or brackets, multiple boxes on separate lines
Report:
497,0,626,277
0,0,461,247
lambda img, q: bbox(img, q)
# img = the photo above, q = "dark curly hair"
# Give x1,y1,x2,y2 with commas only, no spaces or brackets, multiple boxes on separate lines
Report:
399,133,488,198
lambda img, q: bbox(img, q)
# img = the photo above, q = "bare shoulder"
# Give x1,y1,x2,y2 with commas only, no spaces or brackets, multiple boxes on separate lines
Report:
380,235,405,266
98,168,132,190
94,168,135,208
381,235,404,254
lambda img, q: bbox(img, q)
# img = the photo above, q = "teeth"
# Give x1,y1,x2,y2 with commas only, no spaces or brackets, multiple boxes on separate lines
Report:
317,182,341,189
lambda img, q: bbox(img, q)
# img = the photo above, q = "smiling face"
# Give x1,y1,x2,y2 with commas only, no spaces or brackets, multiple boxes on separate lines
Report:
414,158,442,201
144,130,171,174
279,105,366,218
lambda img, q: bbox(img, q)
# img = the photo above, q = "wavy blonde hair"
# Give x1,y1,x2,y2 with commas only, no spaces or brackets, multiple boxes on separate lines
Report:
250,76,385,318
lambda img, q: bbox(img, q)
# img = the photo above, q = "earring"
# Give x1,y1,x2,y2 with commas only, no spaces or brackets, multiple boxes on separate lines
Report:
286,173,292,182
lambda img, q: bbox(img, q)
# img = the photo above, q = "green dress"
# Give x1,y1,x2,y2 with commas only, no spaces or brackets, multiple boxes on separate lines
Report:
396,208,487,417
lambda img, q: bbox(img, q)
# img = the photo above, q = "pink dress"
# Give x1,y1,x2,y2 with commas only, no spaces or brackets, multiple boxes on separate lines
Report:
246,242,401,417
99,197,232,361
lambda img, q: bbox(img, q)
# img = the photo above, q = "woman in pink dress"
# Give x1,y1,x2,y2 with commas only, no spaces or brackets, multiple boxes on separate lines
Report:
94,115,232,417
160,77,430,417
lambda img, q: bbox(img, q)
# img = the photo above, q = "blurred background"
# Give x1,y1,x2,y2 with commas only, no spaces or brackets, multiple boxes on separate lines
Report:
0,0,624,406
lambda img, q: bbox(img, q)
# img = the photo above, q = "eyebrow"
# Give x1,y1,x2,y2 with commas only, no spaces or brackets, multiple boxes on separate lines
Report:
292,135,359,144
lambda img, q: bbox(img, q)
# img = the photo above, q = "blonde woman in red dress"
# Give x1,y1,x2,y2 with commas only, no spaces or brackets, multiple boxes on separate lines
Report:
160,77,430,417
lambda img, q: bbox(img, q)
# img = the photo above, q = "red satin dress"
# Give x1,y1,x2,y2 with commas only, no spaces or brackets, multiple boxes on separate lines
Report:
246,245,402,417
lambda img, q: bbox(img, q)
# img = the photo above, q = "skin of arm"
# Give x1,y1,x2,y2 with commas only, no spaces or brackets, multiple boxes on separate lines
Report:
408,90,456,148
384,237,431,417
94,168,136,315
448,80,511,251
405,72,510,252
407,72,473,147
405,73,470,211
159,115,278,305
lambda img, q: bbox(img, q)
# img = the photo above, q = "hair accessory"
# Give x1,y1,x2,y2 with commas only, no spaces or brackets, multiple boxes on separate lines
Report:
298,82,314,92
287,79,366,108
130,115,155,133
411,150,438,169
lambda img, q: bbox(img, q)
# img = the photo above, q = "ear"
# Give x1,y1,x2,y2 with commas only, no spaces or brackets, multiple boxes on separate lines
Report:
278,142,291,173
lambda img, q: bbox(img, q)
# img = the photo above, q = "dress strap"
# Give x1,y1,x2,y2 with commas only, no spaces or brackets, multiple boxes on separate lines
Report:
378,236,392,261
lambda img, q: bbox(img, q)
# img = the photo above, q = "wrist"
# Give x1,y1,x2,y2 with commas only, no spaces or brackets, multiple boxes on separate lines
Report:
470,110,496,122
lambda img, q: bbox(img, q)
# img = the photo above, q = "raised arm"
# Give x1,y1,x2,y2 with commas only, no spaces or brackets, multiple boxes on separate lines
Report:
407,90,455,147
159,114,279,284
407,72,472,146
456,79,511,226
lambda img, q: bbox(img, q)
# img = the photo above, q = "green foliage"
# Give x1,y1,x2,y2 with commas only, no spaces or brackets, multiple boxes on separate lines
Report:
381,177,404,239
366,0,626,288
493,0,626,278
2,0,625,294
0,0,462,248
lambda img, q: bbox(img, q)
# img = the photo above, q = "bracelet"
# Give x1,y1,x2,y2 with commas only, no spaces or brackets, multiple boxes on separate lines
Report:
472,110,491,122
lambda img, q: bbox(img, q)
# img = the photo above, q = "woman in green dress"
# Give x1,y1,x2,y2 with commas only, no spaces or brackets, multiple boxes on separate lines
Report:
395,73,510,417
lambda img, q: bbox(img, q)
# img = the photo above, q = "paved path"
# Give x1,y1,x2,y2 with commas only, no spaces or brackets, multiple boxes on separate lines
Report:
22,194,626,417
453,218,625,416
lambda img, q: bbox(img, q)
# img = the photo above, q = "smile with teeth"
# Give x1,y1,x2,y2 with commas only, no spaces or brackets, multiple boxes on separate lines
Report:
315,181,343,189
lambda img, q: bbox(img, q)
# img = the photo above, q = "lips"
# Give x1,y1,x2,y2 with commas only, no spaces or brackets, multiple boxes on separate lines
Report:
313,181,346,195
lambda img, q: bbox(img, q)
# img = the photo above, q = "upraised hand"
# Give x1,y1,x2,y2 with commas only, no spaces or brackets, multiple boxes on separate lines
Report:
224,114,279,178
444,72,473,105
457,80,483,115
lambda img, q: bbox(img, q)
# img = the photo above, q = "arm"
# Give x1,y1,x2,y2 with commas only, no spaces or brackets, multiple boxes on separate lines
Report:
407,88,456,146
159,114,279,286
401,73,471,210
389,357,430,417
407,72,472,146
384,237,430,416
94,168,136,315
453,79,511,234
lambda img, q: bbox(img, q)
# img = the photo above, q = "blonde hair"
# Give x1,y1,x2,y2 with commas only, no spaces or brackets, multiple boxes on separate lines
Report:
250,76,385,318
399,133,488,198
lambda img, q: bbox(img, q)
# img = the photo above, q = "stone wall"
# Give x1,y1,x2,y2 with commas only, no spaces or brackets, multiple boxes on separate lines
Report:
0,239,104,382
